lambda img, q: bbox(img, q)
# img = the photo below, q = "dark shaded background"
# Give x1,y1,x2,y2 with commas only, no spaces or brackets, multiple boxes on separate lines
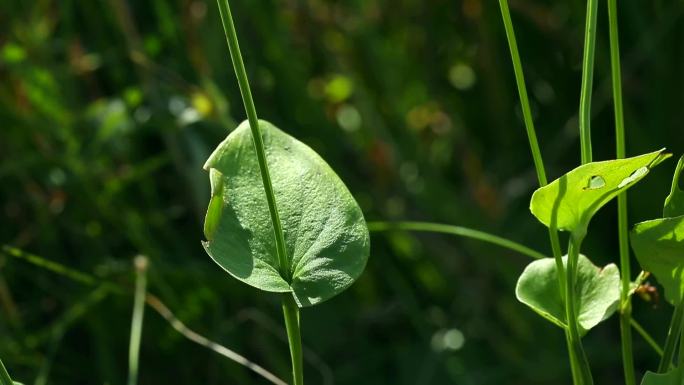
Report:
1,0,683,383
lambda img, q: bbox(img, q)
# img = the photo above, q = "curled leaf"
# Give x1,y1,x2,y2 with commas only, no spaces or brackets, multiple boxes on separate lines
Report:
530,150,670,234
202,120,370,307
664,155,684,218
515,254,620,335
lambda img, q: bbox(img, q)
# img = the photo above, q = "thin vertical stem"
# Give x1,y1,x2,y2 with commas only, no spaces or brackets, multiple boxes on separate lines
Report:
127,256,148,385
607,0,635,383
567,234,594,385
215,2,304,383
658,300,684,372
579,0,600,164
215,0,289,278
497,1,578,381
282,294,304,385
0,359,13,385
497,0,548,188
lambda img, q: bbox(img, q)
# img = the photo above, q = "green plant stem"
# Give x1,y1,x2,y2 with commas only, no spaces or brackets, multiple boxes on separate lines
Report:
496,0,547,188
579,0,599,164
367,221,546,260
127,256,148,385
0,359,13,385
282,294,304,385
607,0,634,383
215,3,302,383
215,0,289,278
496,1,575,379
630,319,664,357
565,333,583,385
566,234,594,385
659,300,684,372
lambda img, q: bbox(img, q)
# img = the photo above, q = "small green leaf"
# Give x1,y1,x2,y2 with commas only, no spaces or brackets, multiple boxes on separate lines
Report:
640,368,683,385
664,155,684,218
516,254,620,334
530,150,670,234
631,215,684,304
202,120,370,307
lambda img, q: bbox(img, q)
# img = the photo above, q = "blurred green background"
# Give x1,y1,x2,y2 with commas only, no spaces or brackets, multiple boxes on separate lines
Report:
1,0,683,383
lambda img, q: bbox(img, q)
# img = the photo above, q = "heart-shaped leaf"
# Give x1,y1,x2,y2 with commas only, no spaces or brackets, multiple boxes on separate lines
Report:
664,155,684,218
530,150,670,234
202,119,370,307
516,254,620,334
631,215,684,304
640,368,683,385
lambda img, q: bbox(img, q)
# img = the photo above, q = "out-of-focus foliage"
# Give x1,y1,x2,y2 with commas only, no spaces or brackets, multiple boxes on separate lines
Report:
0,0,683,384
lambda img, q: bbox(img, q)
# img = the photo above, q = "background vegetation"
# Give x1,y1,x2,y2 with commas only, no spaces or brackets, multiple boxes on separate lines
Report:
1,0,683,383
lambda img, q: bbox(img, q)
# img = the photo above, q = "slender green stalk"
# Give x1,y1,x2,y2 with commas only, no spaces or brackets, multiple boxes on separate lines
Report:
658,300,684,372
282,294,304,385
578,0,599,164
496,1,577,380
565,333,583,385
630,319,664,357
566,234,594,385
214,2,303,383
496,0,548,187
127,256,148,385
367,221,546,260
215,0,289,278
607,0,635,382
0,359,13,385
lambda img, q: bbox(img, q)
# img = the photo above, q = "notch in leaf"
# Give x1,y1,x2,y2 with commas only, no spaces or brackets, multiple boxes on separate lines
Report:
530,149,670,235
202,120,370,307
516,254,620,335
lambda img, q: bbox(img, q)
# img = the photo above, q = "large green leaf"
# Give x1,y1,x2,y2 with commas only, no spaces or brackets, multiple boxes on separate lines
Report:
530,150,670,234
640,369,683,385
515,254,620,334
664,155,684,218
202,119,370,307
631,215,684,304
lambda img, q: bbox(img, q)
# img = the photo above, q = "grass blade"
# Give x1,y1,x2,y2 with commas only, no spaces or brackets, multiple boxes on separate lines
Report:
127,256,148,385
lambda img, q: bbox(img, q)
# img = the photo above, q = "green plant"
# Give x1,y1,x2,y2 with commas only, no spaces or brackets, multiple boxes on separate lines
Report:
205,1,370,383
377,1,682,384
